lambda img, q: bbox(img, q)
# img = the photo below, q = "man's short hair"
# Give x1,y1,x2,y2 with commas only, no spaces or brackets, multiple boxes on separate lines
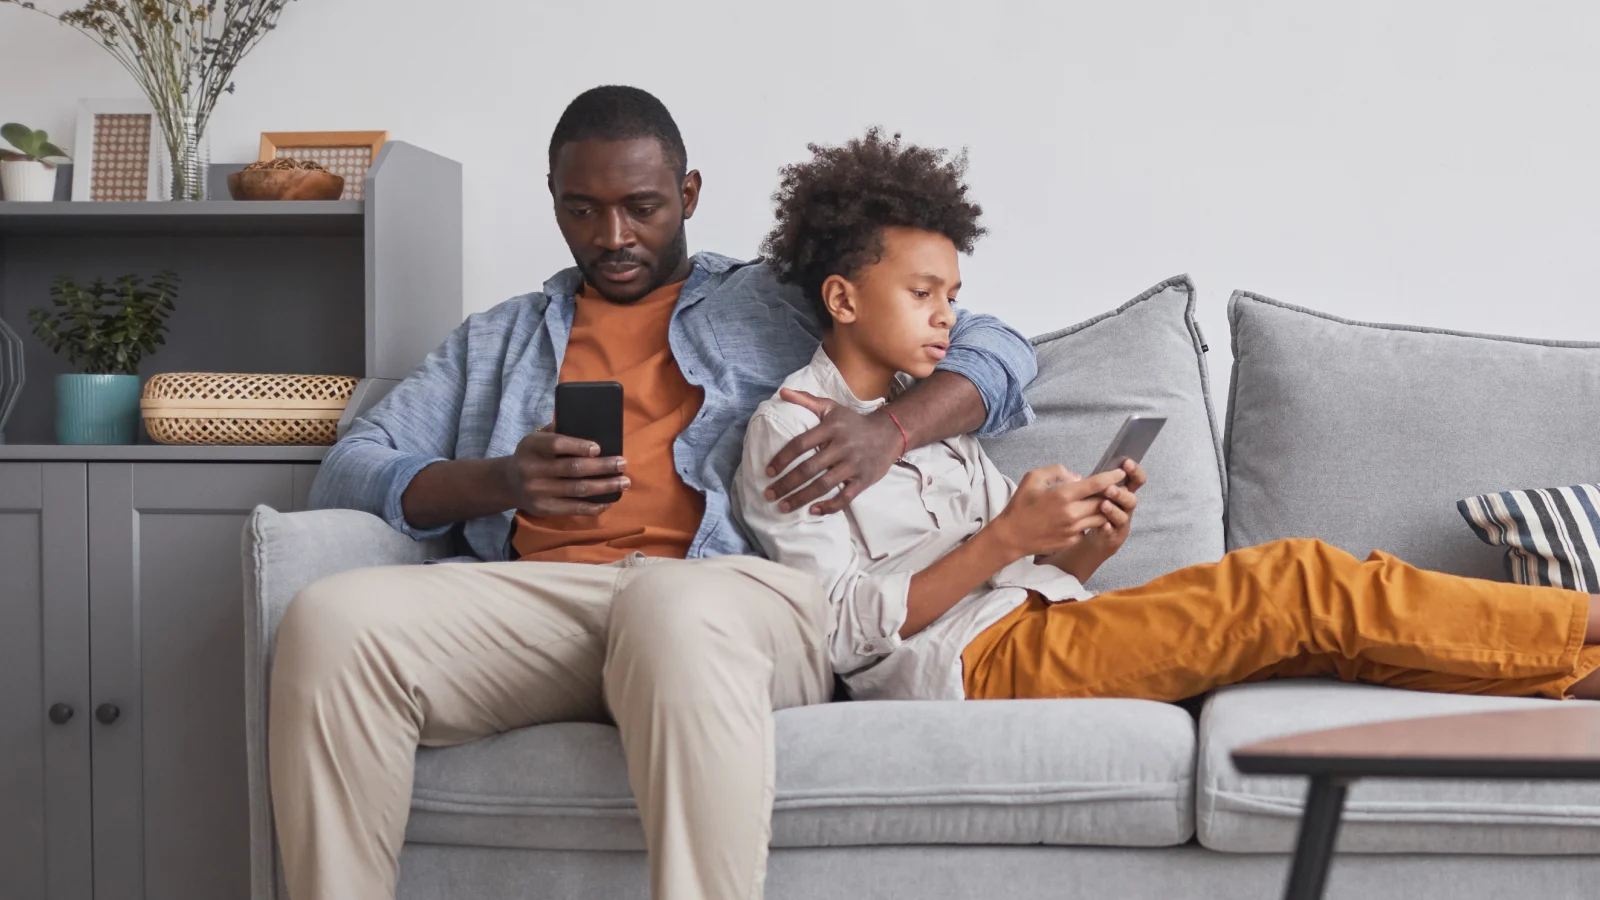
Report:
548,85,688,178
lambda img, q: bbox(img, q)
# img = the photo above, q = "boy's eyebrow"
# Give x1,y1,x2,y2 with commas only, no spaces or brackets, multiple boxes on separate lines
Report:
910,272,961,290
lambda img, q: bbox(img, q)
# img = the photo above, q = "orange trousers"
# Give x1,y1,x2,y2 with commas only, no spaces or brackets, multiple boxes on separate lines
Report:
962,538,1600,702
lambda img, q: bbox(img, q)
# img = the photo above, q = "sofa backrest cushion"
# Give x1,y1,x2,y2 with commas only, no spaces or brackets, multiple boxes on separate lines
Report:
981,275,1226,590
1224,292,1600,578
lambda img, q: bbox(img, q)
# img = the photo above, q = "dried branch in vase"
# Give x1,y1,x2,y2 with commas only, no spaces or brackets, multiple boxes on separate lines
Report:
2,1,300,199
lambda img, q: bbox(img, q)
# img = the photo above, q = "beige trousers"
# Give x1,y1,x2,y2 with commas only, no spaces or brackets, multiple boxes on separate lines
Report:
268,553,833,900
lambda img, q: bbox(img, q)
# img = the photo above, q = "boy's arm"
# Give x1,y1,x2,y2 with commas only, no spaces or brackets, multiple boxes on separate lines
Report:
736,410,916,674
762,308,1038,516
739,410,1122,666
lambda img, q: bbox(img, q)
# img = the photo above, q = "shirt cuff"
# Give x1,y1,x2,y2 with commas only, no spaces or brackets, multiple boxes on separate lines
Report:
380,453,453,541
851,571,912,657
935,350,1036,436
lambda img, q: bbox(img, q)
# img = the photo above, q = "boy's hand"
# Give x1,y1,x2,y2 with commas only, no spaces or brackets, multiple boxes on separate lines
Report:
763,389,902,514
991,465,1125,559
1045,459,1146,581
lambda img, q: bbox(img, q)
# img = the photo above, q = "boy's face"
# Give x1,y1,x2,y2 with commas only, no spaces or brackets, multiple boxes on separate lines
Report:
826,227,961,379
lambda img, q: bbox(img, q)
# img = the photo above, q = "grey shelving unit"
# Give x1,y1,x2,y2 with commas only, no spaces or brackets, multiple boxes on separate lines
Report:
0,142,460,900
0,139,462,451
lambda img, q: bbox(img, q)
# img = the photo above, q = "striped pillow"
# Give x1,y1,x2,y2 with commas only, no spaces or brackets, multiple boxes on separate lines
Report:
1458,484,1600,590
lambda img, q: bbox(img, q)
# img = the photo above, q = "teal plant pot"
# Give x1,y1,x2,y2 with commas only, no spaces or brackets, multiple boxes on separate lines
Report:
56,374,142,445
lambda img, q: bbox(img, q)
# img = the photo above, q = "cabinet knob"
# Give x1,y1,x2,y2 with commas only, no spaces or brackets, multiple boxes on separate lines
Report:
48,703,74,725
95,703,121,725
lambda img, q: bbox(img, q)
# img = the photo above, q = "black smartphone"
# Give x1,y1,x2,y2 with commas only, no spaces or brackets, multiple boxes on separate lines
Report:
554,381,624,504
1092,415,1165,476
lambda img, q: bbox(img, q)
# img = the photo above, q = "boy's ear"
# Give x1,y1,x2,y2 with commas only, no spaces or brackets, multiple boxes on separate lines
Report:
820,274,858,324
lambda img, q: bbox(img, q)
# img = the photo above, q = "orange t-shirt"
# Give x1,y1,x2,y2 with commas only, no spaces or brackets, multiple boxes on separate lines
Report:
511,281,706,563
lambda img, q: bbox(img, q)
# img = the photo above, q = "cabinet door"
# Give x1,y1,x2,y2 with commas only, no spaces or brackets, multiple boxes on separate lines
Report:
0,463,92,900
89,463,294,900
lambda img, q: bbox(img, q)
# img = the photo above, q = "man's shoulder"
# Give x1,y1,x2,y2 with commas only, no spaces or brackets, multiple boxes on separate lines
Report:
459,291,553,341
697,255,805,305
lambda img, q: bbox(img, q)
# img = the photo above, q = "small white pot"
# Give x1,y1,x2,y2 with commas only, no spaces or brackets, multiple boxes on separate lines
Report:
0,159,60,202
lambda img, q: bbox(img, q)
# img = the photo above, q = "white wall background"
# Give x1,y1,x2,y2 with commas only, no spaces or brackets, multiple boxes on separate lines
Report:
5,0,1598,393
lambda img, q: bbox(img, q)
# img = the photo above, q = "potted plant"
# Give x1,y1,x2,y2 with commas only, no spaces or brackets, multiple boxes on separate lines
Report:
1,123,69,201
28,271,177,445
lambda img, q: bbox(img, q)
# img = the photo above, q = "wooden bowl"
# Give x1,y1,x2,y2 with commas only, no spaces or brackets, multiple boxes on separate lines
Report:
227,169,346,201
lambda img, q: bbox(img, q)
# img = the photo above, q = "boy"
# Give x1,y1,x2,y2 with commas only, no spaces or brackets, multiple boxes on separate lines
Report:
734,128,1600,704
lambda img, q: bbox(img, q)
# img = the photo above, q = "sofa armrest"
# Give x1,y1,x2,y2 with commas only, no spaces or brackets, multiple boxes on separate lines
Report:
241,506,451,900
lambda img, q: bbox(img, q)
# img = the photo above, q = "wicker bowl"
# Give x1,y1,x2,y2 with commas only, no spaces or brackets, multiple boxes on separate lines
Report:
140,372,359,445
226,168,346,201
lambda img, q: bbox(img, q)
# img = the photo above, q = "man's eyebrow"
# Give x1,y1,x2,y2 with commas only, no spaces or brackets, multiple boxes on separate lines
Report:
558,189,669,204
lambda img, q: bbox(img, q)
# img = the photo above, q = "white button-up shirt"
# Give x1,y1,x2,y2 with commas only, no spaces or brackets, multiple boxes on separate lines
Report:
733,348,1093,701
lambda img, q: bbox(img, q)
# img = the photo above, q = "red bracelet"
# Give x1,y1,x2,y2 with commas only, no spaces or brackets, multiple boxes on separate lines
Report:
886,410,909,459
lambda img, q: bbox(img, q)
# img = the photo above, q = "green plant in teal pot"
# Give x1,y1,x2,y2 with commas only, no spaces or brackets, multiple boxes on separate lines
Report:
29,272,177,445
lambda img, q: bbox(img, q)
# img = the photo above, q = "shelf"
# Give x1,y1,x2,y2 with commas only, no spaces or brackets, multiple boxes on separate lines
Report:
0,443,330,462
0,200,365,236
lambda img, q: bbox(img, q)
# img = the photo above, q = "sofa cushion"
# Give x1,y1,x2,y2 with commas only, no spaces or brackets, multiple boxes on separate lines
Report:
1197,680,1600,854
981,275,1226,590
1225,292,1600,578
407,698,1197,851
1459,483,1600,591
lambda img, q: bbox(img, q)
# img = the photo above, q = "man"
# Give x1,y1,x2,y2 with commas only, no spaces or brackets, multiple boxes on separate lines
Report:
269,86,1037,900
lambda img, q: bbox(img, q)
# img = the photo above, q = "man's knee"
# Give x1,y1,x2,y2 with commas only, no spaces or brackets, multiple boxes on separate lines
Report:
606,564,763,698
274,567,400,695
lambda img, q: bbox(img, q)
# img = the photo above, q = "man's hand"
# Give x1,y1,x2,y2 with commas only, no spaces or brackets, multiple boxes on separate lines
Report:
1044,459,1147,582
990,465,1126,560
763,389,903,515
504,428,629,517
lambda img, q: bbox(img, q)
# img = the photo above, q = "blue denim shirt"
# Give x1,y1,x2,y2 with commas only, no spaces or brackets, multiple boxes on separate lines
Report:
309,253,1037,561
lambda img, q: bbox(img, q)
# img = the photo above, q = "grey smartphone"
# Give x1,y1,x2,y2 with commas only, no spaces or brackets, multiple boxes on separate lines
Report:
554,381,624,503
1092,415,1166,476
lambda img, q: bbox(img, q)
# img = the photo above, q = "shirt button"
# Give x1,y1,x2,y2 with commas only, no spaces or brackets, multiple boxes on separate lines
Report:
925,476,933,486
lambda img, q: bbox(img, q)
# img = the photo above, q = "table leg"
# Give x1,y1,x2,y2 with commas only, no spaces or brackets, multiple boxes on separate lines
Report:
1282,775,1350,900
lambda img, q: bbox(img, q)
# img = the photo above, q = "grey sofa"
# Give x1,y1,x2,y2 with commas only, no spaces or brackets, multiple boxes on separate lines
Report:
242,277,1600,899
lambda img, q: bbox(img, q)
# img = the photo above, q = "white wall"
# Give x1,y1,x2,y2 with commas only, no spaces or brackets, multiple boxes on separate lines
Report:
6,0,1599,394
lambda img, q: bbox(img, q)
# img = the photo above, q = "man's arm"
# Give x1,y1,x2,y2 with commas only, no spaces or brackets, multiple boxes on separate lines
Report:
763,308,1038,515
311,313,628,535
309,320,473,539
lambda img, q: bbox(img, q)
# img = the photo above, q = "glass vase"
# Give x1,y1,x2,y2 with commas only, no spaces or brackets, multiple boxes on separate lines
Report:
158,116,211,201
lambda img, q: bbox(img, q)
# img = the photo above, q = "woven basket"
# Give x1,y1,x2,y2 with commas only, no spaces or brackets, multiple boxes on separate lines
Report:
140,372,359,446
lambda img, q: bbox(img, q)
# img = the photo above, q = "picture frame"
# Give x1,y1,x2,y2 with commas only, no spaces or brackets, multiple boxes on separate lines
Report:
71,98,162,202
258,131,388,200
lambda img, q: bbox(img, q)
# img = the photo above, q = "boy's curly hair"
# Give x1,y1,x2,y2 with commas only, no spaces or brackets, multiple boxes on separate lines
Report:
761,128,985,320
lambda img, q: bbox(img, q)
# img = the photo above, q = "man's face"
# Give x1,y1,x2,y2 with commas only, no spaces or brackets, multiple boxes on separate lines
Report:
549,138,700,304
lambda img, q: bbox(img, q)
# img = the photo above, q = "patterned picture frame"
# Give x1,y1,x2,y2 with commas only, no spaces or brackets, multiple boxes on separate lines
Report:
258,131,388,201
71,98,162,202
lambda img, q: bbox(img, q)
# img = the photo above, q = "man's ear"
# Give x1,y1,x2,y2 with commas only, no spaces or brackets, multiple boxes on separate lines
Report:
820,275,858,325
546,172,555,198
681,169,702,219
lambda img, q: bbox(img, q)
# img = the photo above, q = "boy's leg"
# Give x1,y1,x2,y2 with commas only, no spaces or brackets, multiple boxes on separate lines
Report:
270,560,622,900
605,555,833,900
964,537,1600,702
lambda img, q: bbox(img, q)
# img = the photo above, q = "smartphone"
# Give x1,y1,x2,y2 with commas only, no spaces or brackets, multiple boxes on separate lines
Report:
1092,414,1166,477
554,381,624,503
